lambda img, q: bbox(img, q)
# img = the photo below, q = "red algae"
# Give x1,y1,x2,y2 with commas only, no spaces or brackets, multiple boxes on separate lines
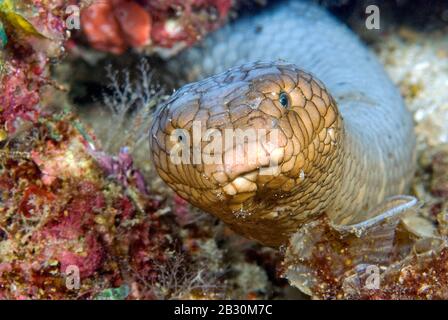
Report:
0,113,193,299
0,0,68,134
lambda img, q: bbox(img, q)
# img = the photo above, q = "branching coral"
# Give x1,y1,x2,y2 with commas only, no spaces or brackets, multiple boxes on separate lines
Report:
149,250,224,299
80,59,168,187
101,59,165,155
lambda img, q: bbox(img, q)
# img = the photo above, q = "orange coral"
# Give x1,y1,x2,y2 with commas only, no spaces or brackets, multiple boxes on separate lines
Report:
80,0,232,54
114,1,152,48
80,0,151,54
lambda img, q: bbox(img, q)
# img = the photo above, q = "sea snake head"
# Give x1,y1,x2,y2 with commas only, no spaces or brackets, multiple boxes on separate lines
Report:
150,61,344,246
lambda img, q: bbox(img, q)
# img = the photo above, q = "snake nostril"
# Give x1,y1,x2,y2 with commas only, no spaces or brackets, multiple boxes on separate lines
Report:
176,131,186,142
279,91,290,108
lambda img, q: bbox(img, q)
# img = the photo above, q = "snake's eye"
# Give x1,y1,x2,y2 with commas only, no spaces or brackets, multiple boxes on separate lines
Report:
279,91,290,108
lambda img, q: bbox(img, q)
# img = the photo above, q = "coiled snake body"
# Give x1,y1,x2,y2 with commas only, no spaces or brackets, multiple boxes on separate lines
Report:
150,0,416,247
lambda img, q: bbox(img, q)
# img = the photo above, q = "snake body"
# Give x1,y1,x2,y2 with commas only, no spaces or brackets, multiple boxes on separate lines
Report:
150,0,416,247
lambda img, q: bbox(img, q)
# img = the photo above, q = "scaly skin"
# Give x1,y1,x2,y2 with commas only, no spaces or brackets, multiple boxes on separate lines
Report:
150,1,416,247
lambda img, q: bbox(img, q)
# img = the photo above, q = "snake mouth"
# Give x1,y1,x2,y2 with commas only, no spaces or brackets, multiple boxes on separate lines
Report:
210,131,286,199
220,170,259,197
215,140,288,213
220,136,284,177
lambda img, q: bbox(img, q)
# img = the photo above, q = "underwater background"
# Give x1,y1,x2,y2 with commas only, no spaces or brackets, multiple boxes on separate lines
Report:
0,0,448,299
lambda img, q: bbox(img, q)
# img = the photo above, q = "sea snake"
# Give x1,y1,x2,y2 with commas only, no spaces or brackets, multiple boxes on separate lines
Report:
149,0,417,247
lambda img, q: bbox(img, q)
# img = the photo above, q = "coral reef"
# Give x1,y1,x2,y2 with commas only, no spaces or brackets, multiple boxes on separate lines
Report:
0,0,68,134
0,112,229,299
282,213,446,299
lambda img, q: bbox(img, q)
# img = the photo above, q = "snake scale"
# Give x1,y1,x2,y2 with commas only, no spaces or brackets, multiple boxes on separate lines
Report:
150,0,417,247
